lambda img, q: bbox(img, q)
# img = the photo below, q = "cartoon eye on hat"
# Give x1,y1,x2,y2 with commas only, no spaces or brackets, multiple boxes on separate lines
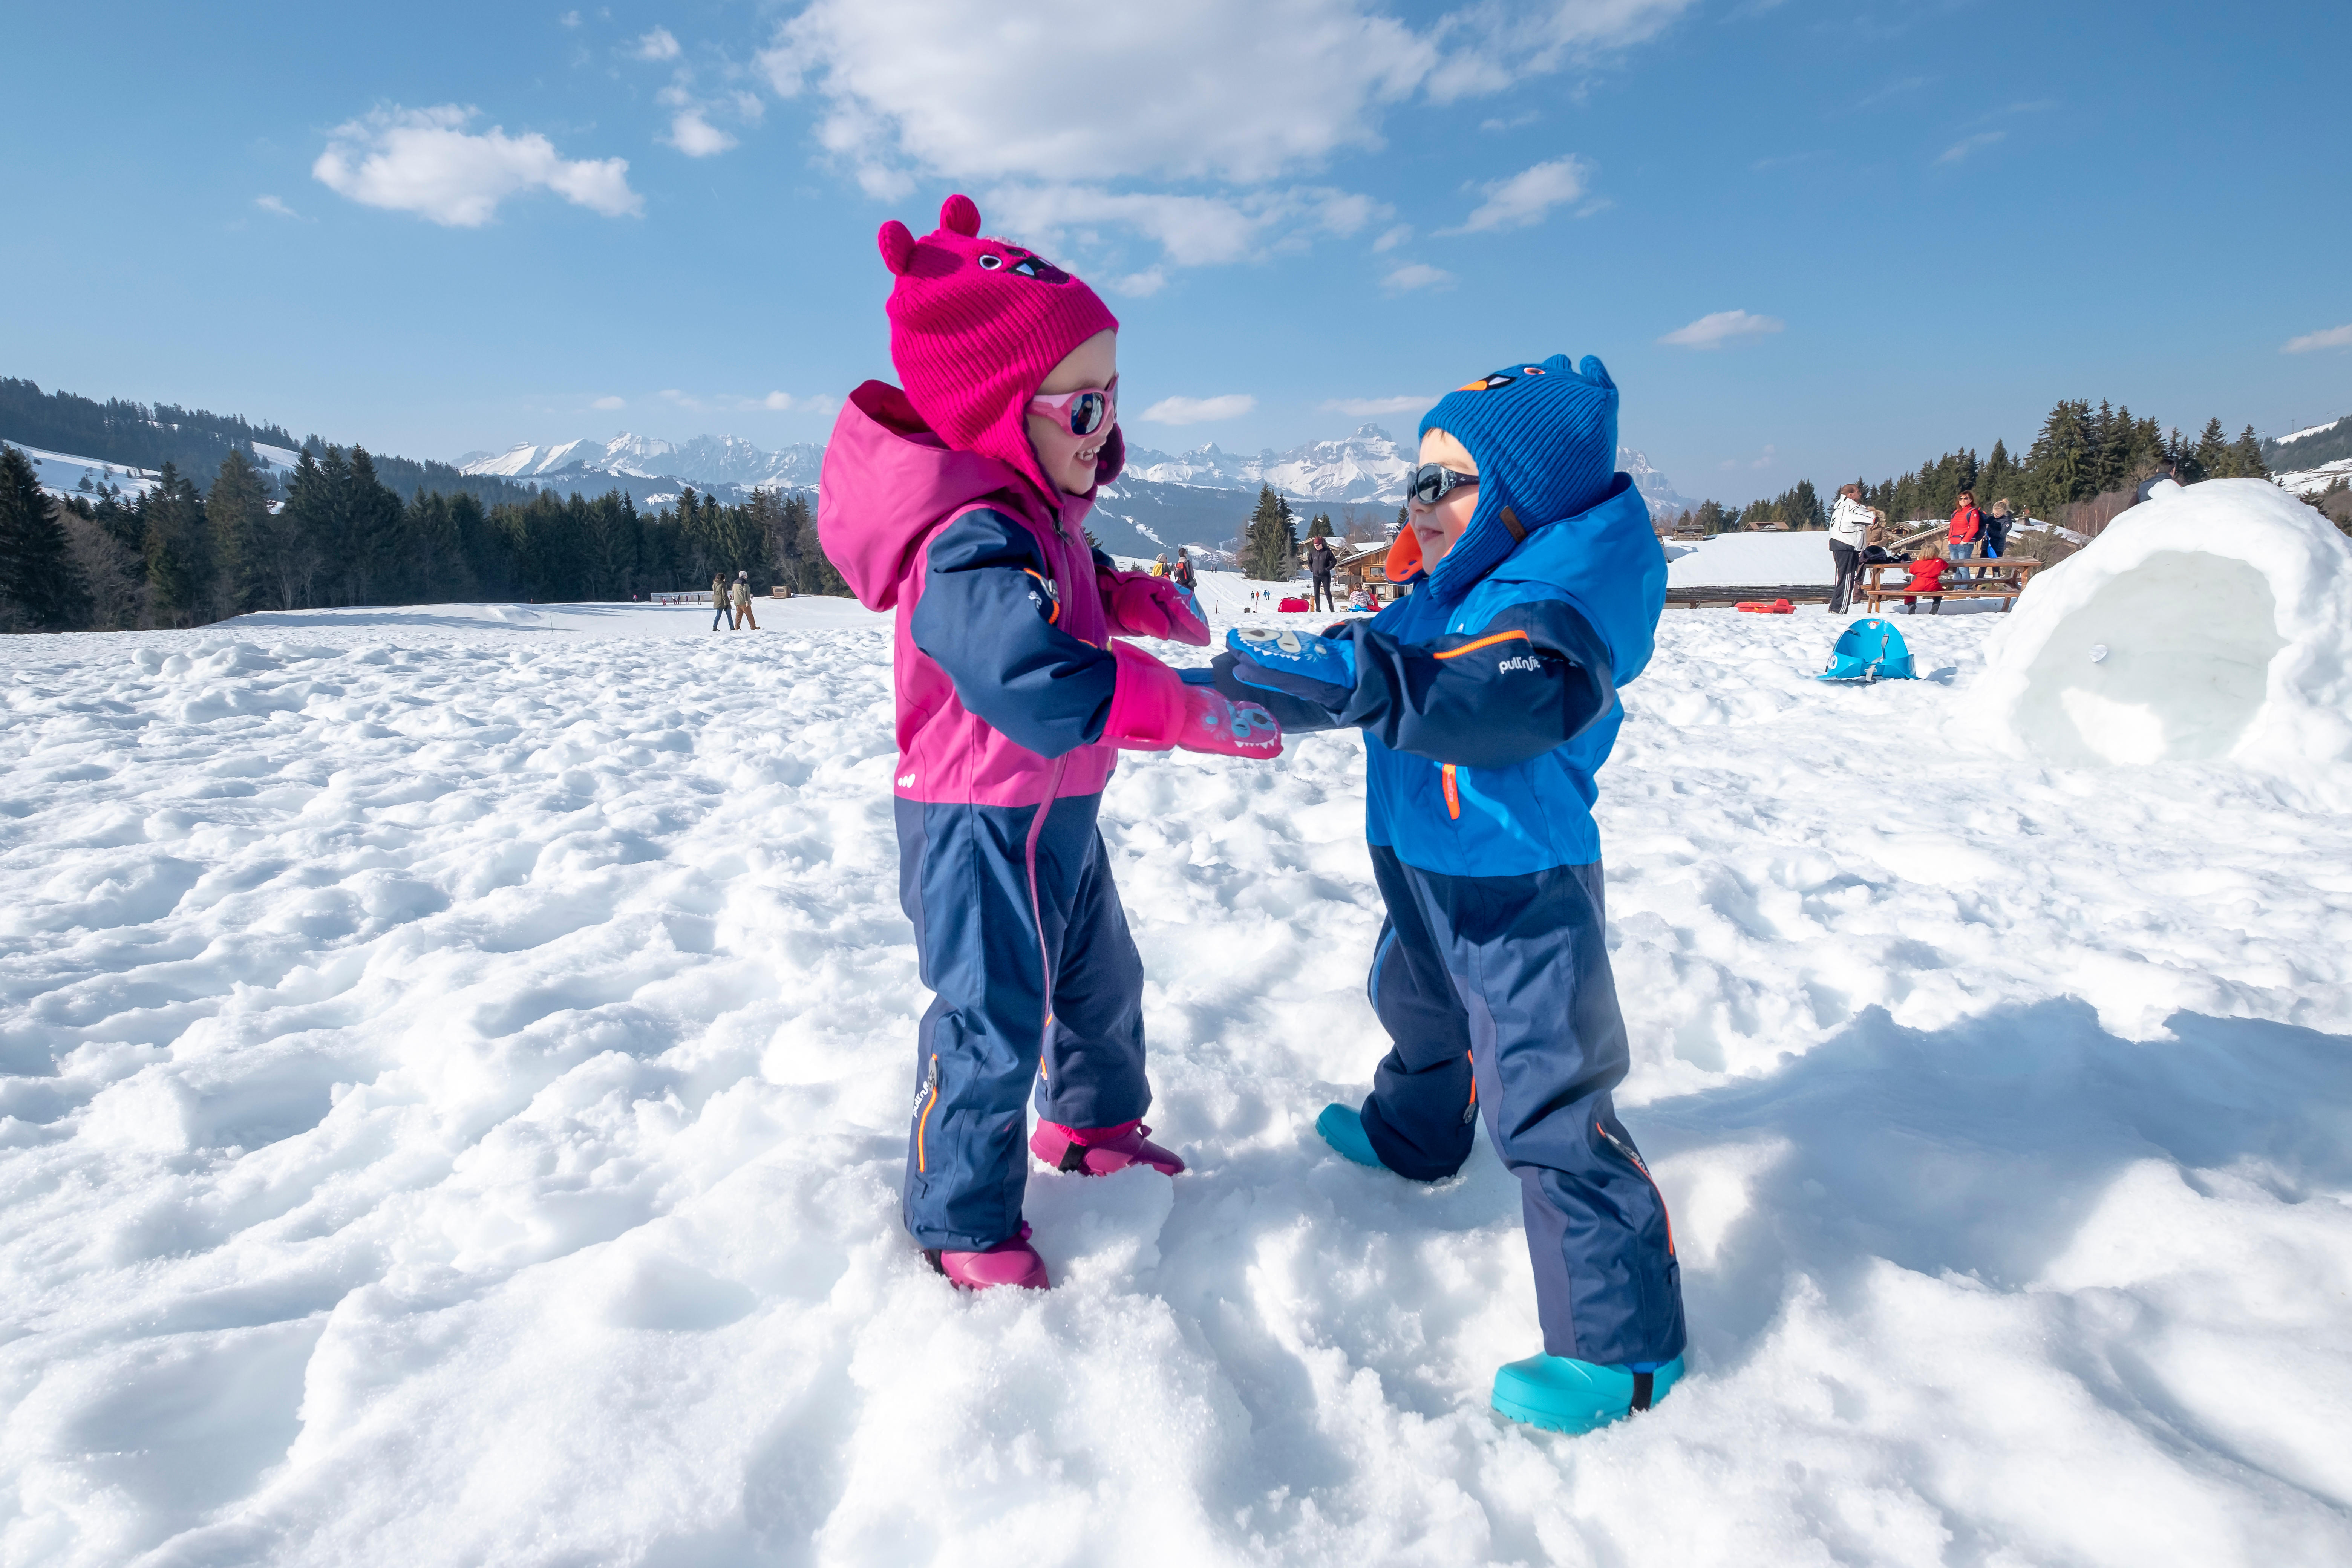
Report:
1458,372,1517,392
978,254,1004,270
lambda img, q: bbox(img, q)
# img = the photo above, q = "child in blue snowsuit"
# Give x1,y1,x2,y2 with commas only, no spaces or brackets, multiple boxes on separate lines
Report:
1214,355,1688,1433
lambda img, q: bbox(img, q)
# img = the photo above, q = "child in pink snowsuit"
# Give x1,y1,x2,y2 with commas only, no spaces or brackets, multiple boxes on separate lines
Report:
818,195,1283,1291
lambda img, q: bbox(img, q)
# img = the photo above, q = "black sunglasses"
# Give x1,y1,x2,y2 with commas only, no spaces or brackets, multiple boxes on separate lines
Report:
1406,462,1479,507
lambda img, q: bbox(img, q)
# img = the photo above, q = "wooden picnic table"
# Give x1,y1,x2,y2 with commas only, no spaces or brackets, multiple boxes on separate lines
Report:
1859,556,2039,614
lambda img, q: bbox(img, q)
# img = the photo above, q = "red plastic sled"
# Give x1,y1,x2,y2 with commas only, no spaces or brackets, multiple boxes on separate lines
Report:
1736,598,1795,614
1278,596,1310,612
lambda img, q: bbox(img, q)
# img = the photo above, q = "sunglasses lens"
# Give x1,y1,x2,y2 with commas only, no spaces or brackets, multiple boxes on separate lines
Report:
1409,465,1440,505
1069,392,1107,436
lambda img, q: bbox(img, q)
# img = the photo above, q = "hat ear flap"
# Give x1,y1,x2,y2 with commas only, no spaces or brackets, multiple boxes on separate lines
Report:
1577,354,1613,391
877,220,916,275
940,193,982,237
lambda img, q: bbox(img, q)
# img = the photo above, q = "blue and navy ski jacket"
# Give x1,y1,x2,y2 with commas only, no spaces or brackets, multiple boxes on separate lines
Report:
1225,473,1666,877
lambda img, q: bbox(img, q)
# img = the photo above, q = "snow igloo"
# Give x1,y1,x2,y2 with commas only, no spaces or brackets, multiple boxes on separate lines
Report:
1976,479,2352,779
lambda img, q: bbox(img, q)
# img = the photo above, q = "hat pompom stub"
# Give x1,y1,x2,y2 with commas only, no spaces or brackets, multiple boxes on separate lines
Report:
877,220,916,275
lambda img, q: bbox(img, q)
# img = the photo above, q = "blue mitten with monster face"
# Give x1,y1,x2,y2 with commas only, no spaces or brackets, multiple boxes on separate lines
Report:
1225,625,1358,710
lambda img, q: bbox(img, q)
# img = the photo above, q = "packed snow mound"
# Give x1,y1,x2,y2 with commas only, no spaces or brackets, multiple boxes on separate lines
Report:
1977,479,2352,780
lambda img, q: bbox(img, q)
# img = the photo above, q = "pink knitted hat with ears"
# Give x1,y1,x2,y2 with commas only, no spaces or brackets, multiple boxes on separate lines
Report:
878,193,1119,498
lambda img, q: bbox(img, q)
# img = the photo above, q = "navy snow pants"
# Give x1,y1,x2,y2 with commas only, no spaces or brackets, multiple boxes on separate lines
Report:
1358,845,1686,1367
896,793,1151,1252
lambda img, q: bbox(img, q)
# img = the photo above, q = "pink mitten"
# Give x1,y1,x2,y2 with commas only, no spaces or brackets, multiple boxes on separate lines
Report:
1102,643,1282,758
1099,570,1211,646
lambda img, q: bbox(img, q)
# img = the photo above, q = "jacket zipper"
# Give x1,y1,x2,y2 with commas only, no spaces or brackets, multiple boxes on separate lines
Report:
1595,1119,1674,1257
1461,1051,1478,1125
916,1053,941,1173
1441,763,1461,821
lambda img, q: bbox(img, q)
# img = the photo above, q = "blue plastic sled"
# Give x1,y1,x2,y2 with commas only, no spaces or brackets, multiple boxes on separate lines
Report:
1817,617,1915,682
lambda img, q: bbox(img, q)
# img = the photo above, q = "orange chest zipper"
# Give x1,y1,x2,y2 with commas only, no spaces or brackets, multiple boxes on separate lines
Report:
1441,763,1461,821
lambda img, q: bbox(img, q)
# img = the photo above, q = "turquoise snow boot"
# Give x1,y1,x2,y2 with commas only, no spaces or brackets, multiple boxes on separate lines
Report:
1314,1103,1385,1170
1491,1354,1685,1435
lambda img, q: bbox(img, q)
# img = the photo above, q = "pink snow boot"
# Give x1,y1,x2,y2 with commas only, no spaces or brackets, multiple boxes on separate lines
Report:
1030,1118,1186,1177
926,1223,1050,1291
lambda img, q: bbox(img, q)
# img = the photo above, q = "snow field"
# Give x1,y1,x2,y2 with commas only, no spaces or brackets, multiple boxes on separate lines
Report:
1,600,2349,1565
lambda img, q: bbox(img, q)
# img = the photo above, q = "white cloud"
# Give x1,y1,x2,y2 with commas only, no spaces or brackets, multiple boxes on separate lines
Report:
254,194,299,218
1383,262,1455,294
632,26,681,60
312,104,640,226
1450,155,1591,233
1936,130,2005,165
1109,268,1167,298
592,395,626,410
661,388,838,415
1142,394,1257,426
1324,395,1431,417
2283,324,2352,354
1424,0,1697,101
560,10,582,25
983,184,1384,269
668,110,738,156
762,1,1432,190
1372,224,1412,253
1660,309,1784,349
752,0,1687,271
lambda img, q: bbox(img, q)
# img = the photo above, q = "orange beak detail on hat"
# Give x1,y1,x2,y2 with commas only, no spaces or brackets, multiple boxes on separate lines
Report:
1384,526,1424,582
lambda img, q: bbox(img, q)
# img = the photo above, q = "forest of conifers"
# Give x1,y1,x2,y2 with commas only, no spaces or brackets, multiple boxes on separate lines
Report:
0,441,840,634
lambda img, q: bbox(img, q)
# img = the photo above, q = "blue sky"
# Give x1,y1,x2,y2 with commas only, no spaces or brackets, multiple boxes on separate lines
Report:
5,0,2348,500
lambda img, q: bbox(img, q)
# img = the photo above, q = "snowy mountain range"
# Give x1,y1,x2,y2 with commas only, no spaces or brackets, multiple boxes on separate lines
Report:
455,423,1697,527
458,433,825,495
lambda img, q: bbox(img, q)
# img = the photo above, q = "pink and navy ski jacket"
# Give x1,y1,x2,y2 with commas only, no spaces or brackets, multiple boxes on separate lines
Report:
819,379,1143,807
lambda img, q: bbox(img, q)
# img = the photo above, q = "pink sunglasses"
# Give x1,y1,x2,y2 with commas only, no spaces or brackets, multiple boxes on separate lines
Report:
1029,376,1118,437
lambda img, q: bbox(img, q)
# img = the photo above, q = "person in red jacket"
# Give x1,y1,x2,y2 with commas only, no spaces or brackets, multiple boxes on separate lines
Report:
1902,543,1951,613
1947,489,1985,582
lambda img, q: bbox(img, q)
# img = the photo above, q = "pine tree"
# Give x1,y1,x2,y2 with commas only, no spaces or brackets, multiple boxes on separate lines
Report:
139,463,210,627
1980,439,2016,507
1306,511,1333,539
343,447,405,602
206,447,271,617
2191,418,2229,483
784,491,847,594
2023,400,2094,515
0,444,94,630
2230,426,2268,480
1242,485,1298,580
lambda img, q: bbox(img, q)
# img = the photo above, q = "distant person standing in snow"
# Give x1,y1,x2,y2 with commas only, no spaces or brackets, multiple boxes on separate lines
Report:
732,570,758,630
1947,489,1986,581
1827,483,1873,613
710,573,733,631
1171,547,1196,590
1150,553,1170,577
2135,455,2181,505
1306,533,1338,612
1984,499,2015,559
816,193,1280,1295
1214,354,1687,1437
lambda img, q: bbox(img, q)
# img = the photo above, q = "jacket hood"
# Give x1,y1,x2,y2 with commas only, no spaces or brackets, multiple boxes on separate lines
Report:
1486,473,1668,688
817,380,1124,612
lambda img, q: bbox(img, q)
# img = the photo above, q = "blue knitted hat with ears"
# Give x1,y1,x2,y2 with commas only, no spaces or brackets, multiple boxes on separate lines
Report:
1416,353,1618,602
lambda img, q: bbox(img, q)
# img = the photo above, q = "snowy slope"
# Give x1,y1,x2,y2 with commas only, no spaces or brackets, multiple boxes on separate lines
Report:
6,441,165,501
1664,531,1838,588
5,603,2349,1566
2275,456,2352,496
